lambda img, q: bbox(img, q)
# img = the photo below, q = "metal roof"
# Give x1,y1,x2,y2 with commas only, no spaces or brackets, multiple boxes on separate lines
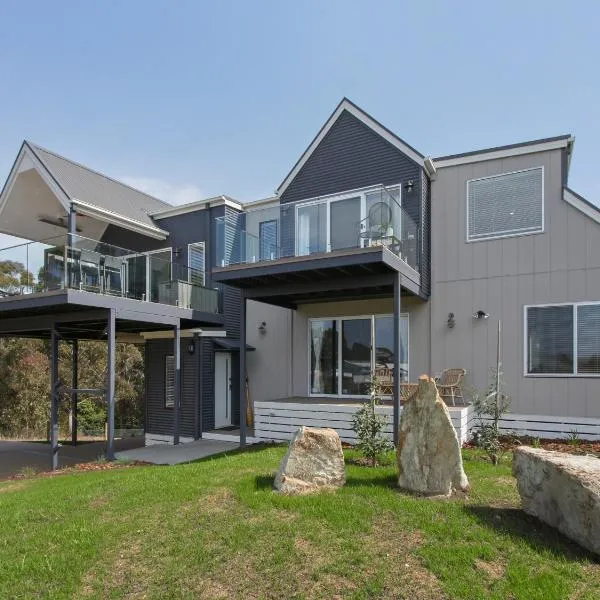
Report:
26,141,172,230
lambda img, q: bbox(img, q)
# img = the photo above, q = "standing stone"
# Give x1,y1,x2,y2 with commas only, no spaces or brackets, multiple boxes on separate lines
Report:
397,375,469,496
513,447,600,555
274,427,345,494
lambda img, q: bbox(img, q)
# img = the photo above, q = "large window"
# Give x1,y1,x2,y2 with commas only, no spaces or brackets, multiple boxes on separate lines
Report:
259,220,278,261
310,314,409,396
526,303,600,376
165,355,176,408
467,167,544,242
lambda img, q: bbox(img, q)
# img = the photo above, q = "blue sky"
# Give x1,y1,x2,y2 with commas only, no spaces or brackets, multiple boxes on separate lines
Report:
0,0,598,209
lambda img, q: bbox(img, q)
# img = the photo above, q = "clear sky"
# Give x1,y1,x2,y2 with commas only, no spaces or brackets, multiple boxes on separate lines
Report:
0,0,598,210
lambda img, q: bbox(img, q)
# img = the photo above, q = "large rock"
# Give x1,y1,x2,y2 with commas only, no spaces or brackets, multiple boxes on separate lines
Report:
397,375,469,496
513,447,600,555
274,427,345,494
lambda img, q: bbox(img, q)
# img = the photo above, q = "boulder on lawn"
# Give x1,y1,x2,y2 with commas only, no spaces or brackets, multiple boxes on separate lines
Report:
513,446,600,555
397,375,469,496
274,426,345,495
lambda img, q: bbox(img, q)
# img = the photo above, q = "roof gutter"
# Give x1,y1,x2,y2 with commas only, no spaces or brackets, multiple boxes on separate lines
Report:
71,198,169,240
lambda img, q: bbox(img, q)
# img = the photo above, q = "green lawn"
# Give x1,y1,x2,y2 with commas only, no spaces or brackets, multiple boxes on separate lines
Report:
0,447,598,600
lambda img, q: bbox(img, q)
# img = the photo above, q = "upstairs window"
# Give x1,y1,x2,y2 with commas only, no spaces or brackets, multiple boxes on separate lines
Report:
188,242,206,286
467,167,544,242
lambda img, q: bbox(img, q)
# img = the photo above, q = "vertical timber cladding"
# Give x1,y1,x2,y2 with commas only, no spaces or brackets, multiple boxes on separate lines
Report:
145,339,197,438
279,108,430,296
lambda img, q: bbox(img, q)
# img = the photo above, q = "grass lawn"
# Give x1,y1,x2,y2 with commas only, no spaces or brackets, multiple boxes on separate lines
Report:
0,446,598,599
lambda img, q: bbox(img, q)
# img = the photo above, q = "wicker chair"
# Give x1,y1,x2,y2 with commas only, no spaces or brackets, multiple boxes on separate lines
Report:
435,368,466,406
400,383,418,404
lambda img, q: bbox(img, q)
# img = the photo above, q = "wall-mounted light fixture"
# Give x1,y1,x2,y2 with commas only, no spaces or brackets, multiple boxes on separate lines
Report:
258,321,267,335
404,179,414,193
447,312,455,328
187,340,196,355
173,247,182,259
473,310,489,320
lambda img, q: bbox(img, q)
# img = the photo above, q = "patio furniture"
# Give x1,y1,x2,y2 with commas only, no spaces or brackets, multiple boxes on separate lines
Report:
435,368,466,406
400,383,418,404
374,367,393,395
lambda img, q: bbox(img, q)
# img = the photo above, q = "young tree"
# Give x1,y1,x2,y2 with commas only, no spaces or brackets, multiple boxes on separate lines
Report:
351,375,393,466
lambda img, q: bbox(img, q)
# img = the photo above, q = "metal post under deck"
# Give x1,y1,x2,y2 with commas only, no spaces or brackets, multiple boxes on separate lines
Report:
393,273,402,447
106,308,116,460
239,293,247,449
194,333,202,440
71,340,78,445
50,328,60,470
173,324,181,445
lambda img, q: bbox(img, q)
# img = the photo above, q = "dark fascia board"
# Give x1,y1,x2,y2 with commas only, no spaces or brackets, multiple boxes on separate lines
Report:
433,134,573,167
276,98,425,197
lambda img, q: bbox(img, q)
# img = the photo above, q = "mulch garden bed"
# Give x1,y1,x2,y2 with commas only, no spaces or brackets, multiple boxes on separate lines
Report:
8,460,150,481
464,436,600,458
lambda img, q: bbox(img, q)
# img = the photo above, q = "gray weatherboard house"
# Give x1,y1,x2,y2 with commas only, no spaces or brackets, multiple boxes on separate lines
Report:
0,98,599,463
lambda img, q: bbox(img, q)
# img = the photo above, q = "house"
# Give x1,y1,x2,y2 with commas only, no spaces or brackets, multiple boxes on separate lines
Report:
1,99,599,467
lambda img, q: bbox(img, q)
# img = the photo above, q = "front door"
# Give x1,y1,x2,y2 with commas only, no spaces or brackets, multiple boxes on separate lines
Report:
214,352,232,428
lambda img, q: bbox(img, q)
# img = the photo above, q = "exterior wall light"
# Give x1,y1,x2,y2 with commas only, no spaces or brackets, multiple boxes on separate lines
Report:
404,180,414,193
258,321,267,335
447,313,455,328
473,310,489,320
187,340,195,355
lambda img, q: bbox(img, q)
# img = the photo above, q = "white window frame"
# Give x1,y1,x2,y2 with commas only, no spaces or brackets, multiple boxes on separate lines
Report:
165,354,176,408
523,301,600,378
307,313,410,398
466,166,545,243
295,184,401,256
188,241,206,287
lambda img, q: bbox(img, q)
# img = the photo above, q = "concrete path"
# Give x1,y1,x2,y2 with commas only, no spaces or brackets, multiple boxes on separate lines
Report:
115,439,239,465
0,438,145,479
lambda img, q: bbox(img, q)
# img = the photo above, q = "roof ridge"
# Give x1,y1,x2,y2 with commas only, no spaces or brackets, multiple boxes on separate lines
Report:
25,141,173,208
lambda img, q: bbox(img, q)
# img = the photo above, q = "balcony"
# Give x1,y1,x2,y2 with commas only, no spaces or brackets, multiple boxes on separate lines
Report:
214,184,421,274
0,235,220,314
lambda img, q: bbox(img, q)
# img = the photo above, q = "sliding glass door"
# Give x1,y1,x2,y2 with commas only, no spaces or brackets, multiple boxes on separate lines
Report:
330,196,361,251
310,314,409,397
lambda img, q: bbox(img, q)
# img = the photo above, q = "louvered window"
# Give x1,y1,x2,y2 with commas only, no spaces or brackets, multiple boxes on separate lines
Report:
165,355,176,407
468,167,543,241
188,242,205,287
526,303,600,376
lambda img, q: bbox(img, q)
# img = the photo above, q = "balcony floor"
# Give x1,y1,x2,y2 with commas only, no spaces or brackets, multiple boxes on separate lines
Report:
212,245,422,308
0,288,224,339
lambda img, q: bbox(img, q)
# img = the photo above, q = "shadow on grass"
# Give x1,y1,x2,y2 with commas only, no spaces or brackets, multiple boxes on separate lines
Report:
465,505,599,563
344,472,398,489
254,475,275,490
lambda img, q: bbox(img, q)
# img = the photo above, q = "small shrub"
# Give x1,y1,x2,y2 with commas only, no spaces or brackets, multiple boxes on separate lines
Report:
531,437,541,449
472,367,512,465
565,430,582,446
351,376,393,467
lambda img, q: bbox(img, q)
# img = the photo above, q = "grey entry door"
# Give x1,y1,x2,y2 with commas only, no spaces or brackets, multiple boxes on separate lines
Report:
214,352,232,428
330,196,361,251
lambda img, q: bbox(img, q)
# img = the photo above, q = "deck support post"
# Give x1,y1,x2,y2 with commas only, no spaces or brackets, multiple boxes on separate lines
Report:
106,308,116,460
239,292,247,449
195,333,202,440
173,323,181,445
71,340,78,445
50,327,60,470
393,273,402,447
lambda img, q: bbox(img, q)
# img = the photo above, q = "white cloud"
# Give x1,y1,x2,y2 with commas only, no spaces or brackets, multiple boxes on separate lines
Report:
121,176,205,206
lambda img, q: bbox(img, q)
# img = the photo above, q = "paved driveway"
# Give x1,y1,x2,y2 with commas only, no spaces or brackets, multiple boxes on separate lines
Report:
0,438,145,479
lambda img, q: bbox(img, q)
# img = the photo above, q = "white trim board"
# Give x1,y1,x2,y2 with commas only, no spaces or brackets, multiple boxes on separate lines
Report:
433,136,574,169
151,195,243,219
277,99,425,197
563,188,600,224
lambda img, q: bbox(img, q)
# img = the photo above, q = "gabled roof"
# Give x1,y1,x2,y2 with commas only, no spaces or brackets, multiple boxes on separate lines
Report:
24,142,171,236
276,98,425,197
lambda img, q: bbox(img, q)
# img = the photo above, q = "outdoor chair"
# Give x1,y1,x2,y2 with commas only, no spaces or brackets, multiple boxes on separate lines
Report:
400,382,418,404
374,367,393,395
435,368,466,406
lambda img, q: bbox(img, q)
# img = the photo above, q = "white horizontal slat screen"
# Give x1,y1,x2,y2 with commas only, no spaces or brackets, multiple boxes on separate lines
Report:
467,167,543,241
